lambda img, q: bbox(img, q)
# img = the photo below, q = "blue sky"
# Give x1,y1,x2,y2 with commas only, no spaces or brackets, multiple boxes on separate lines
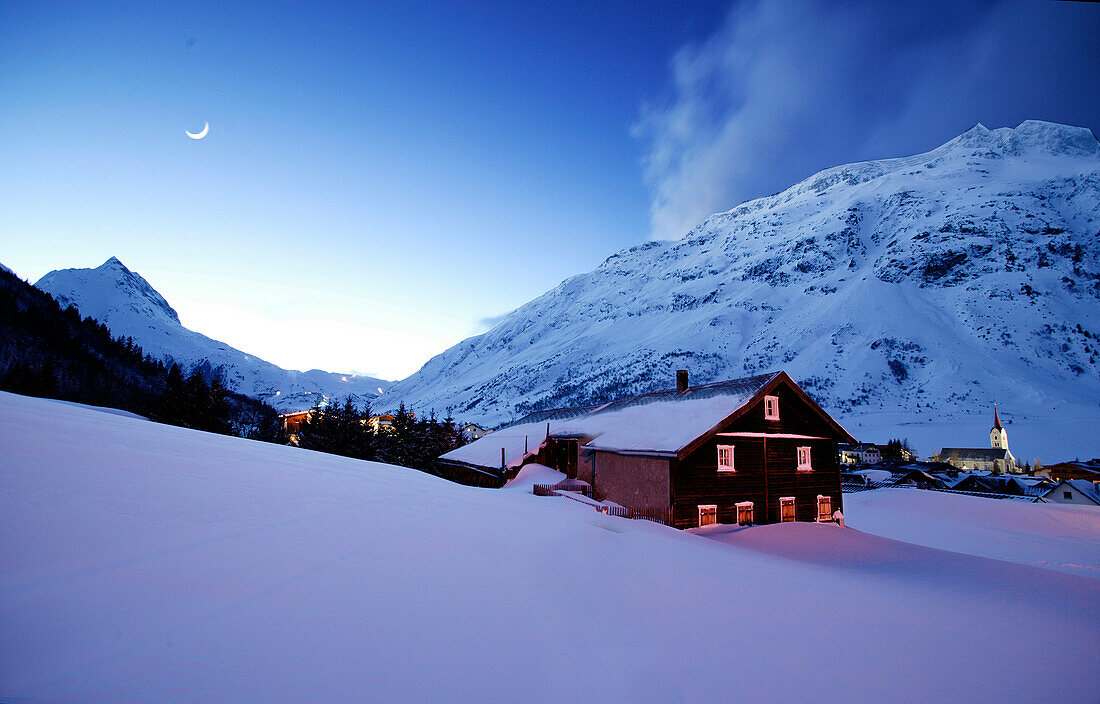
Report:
1,0,1096,380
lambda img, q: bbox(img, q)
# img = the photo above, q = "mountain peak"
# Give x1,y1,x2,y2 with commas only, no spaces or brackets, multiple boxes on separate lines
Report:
36,258,181,326
945,119,1099,159
99,256,129,272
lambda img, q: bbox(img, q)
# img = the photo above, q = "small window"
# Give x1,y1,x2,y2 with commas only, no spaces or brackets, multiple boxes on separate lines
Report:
736,501,754,526
717,444,735,472
698,504,717,527
764,395,780,420
1064,491,1073,500
779,496,796,522
797,446,812,471
817,495,832,522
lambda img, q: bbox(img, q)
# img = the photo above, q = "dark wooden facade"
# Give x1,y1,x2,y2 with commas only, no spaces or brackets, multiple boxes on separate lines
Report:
666,380,846,528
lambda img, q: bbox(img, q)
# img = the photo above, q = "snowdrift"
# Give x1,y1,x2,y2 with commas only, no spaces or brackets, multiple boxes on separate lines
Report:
1,391,1096,703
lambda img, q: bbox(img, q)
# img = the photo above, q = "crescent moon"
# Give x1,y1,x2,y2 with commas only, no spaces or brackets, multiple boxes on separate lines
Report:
186,122,209,140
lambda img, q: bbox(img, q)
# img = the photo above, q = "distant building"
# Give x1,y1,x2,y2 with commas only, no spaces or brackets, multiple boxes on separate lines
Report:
463,423,488,441
1036,459,1100,483
1038,479,1100,506
840,443,881,465
951,474,1043,497
876,443,914,462
936,406,1017,474
279,410,312,444
368,414,396,432
891,468,946,490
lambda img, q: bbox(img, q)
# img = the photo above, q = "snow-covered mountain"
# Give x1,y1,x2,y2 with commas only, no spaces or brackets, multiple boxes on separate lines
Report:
35,257,389,412
387,121,1100,456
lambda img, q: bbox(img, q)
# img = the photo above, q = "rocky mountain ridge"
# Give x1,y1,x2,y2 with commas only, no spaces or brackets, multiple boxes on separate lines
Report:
384,121,1100,454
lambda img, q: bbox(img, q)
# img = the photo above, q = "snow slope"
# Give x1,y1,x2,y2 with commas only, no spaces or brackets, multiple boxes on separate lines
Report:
843,488,1100,578
386,121,1100,461
1,390,1097,703
34,257,389,412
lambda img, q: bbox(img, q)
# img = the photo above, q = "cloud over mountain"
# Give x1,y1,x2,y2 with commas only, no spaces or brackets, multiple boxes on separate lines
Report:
633,0,1100,241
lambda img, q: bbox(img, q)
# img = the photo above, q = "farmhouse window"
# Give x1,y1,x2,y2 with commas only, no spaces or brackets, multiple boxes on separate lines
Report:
779,496,796,522
717,445,735,472
1064,491,1072,499
817,495,832,522
796,444,814,473
698,504,717,527
764,395,780,420
736,501,754,526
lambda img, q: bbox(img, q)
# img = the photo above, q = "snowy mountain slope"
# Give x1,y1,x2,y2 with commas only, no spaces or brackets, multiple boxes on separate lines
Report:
35,257,389,412
1,390,1097,703
386,121,1100,457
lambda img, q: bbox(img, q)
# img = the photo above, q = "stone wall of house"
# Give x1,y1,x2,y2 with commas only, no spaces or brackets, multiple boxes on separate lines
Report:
592,452,670,510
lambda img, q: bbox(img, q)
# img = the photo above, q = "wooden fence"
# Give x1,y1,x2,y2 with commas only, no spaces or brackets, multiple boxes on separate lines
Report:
533,485,672,525
598,504,673,526
533,483,593,498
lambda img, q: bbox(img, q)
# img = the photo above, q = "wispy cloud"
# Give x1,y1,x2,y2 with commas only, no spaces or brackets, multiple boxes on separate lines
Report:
634,0,1100,241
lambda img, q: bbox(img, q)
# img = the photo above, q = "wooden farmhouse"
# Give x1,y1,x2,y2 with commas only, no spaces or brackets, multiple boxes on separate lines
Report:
439,370,856,529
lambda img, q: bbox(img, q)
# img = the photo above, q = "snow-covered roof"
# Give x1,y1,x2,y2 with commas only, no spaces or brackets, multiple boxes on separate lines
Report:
1042,480,1100,504
440,419,549,471
555,373,777,455
938,448,1011,462
441,372,783,470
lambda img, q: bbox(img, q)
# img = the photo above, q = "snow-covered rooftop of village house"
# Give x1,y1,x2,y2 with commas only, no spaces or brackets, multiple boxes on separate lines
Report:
439,419,550,470
441,372,781,468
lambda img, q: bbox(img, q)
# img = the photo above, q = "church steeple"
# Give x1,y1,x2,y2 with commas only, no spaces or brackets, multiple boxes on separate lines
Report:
990,405,1008,451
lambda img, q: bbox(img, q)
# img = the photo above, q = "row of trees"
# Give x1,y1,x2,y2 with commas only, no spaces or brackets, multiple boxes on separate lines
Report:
294,400,467,472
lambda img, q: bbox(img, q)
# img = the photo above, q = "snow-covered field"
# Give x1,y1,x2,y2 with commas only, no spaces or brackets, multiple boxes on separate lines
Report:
843,488,1100,578
1,391,1097,703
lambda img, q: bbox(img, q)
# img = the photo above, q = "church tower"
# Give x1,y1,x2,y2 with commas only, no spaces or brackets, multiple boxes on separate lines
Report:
990,405,1009,452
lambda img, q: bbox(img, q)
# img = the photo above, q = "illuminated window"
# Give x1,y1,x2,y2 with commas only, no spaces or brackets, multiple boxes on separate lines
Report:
698,504,717,527
736,501,754,526
764,395,780,420
717,444,735,472
779,496,796,522
797,446,812,471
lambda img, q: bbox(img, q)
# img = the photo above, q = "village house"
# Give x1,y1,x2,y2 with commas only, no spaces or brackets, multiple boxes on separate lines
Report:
1035,459,1100,483
950,474,1046,498
463,423,488,441
278,410,311,444
368,414,396,432
840,443,882,465
1038,479,1100,506
935,406,1018,474
891,468,948,490
438,370,856,529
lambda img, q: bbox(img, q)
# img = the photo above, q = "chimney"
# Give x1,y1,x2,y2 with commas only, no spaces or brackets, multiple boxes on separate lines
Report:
676,369,689,394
